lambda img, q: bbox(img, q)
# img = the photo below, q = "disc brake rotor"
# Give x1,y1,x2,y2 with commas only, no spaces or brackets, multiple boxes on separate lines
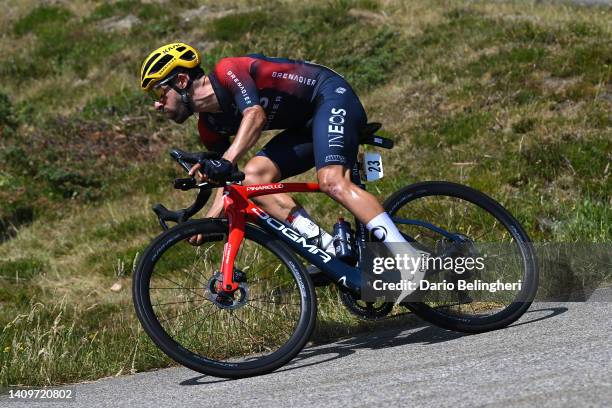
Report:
206,271,249,310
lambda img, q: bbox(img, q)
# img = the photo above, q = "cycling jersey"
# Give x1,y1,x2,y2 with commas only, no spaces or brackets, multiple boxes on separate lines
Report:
199,54,367,176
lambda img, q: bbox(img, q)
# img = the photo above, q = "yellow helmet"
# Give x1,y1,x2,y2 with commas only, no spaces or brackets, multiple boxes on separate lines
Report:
140,42,201,92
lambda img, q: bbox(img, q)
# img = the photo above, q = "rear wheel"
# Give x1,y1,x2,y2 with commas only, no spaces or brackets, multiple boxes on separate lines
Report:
133,219,317,378
384,181,538,333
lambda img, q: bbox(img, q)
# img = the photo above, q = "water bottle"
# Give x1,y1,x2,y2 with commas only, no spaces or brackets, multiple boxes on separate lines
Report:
333,218,356,264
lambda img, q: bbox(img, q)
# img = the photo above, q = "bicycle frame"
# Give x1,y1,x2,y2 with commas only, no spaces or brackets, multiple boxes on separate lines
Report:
220,181,364,294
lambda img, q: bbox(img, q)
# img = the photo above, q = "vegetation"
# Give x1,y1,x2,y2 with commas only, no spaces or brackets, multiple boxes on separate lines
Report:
0,0,610,387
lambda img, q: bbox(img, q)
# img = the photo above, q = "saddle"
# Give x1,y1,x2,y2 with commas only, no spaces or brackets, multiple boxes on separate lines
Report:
359,122,393,149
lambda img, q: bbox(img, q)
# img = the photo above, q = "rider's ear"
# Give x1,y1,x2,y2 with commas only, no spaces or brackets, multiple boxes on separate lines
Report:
176,73,190,89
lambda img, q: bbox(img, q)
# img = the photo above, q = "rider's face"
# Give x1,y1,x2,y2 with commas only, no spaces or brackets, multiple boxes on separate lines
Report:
153,85,175,119
153,82,191,124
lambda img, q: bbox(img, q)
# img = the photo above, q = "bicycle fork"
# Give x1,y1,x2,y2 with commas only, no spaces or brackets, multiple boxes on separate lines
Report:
218,192,246,293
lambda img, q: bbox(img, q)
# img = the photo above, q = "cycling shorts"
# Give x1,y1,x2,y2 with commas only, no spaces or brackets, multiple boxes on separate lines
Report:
255,75,367,179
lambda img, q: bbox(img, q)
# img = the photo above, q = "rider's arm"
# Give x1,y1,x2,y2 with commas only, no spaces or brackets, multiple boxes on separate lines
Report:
205,188,225,218
222,105,266,164
214,57,266,164
201,57,266,217
204,106,266,218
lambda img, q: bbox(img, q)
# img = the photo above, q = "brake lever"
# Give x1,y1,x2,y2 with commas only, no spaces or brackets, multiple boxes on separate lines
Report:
174,177,197,191
177,158,192,173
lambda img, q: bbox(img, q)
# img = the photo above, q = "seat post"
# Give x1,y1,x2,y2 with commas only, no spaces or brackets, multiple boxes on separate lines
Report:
350,158,368,255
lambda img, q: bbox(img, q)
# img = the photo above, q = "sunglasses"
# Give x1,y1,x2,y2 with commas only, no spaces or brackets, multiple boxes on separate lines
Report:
149,84,171,101
148,74,178,101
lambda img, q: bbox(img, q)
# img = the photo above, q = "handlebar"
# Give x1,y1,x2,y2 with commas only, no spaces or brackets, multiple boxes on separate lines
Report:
152,188,213,230
170,148,245,183
152,148,245,231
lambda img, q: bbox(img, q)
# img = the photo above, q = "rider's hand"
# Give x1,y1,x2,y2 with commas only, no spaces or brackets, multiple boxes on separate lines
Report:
187,234,205,246
199,158,234,182
185,159,231,246
188,163,207,182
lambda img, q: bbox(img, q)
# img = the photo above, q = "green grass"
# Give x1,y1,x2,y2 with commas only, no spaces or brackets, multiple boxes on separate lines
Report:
13,5,74,36
553,198,612,243
207,10,272,41
0,0,611,388
0,300,169,386
199,2,407,93
415,111,493,147
87,0,168,21
0,259,47,282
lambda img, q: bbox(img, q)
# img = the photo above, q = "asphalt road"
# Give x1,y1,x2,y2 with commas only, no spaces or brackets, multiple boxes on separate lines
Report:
2,290,611,408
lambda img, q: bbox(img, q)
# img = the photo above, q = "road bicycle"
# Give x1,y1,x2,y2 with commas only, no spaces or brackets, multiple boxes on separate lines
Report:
132,123,538,378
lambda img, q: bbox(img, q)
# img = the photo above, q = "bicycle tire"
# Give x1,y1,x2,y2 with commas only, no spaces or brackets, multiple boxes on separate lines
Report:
133,219,317,378
383,181,538,333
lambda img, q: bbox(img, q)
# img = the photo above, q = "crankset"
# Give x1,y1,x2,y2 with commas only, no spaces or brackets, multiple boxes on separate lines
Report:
340,289,393,320
207,270,249,310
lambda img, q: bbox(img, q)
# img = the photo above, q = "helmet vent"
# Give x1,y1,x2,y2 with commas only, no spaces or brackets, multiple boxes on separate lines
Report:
149,54,174,74
141,78,153,89
176,46,186,52
141,52,160,80
180,50,196,61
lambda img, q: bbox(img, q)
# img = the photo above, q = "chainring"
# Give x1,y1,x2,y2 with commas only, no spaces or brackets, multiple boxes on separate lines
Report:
339,290,393,320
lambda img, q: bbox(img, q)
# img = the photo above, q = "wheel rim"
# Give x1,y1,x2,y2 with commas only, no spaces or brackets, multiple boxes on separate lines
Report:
144,228,308,366
388,187,533,321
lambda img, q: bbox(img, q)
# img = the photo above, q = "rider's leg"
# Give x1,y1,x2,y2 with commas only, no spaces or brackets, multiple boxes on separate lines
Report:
250,128,335,251
319,164,428,302
317,165,383,222
243,155,297,220
244,155,335,252
310,76,414,247
317,165,409,243
317,164,427,302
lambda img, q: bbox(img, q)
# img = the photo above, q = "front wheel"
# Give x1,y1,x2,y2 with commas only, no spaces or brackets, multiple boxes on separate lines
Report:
133,219,317,378
384,181,538,333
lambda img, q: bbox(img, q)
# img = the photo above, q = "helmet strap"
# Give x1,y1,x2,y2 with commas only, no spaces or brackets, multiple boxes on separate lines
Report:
169,77,194,114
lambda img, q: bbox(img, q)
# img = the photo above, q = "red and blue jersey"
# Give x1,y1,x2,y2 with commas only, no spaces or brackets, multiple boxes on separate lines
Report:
198,54,338,151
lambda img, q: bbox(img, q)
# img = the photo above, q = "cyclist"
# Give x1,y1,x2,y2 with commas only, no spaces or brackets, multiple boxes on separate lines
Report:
140,42,423,282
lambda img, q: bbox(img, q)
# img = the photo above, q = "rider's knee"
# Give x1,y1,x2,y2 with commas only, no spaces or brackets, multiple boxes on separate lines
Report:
243,159,278,185
318,172,350,201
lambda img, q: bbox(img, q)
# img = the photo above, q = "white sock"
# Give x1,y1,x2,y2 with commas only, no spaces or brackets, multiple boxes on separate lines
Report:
366,212,408,243
286,208,335,254
366,212,427,304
